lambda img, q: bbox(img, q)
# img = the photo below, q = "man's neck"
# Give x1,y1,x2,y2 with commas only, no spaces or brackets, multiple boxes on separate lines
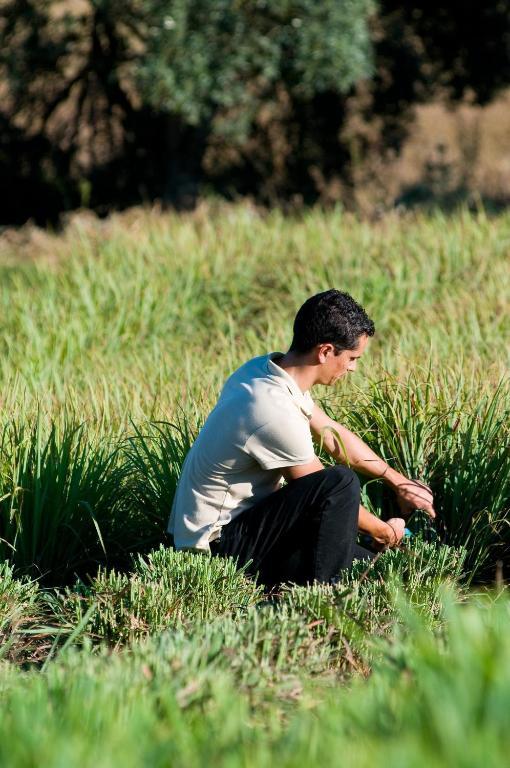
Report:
272,350,318,393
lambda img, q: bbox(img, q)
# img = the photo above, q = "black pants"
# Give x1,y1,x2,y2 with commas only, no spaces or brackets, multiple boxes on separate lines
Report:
210,465,374,588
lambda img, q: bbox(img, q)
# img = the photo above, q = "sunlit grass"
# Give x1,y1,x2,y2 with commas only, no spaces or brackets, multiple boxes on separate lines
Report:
0,204,508,580
1,204,508,422
1,590,510,767
0,203,509,765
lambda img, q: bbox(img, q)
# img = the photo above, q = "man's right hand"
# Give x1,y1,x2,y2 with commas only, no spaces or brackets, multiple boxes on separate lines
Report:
393,477,436,519
358,506,406,549
385,517,406,547
371,517,406,548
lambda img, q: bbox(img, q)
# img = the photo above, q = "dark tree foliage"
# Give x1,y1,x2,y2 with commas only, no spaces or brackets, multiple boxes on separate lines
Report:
136,0,375,206
0,0,374,221
367,1,510,152
0,0,158,223
0,1,509,223
389,1,510,104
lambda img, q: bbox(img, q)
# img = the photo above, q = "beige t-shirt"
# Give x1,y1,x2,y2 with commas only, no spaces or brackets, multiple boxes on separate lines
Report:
168,353,315,552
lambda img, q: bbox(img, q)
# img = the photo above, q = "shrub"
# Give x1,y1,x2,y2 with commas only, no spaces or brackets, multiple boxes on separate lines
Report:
54,547,263,643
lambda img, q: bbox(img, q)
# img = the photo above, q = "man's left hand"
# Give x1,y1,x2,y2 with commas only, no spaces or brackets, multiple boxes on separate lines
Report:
394,477,436,519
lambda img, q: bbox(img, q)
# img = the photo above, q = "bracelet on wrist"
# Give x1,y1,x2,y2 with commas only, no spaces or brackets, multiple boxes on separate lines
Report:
386,522,398,547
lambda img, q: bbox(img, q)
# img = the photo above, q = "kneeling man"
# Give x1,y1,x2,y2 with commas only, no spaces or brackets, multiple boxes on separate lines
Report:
168,290,435,587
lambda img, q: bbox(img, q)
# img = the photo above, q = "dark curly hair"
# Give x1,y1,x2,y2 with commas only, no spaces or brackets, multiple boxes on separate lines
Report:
289,290,375,353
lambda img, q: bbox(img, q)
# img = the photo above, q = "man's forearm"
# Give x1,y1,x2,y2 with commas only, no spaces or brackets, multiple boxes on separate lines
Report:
358,504,395,545
310,406,436,518
316,419,404,489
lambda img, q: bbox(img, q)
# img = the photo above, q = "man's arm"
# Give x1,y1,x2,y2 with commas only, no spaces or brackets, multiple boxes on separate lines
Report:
281,456,324,481
309,404,436,518
358,505,405,547
281,457,405,548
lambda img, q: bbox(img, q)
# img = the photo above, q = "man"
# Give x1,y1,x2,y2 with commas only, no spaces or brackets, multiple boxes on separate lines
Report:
168,289,435,587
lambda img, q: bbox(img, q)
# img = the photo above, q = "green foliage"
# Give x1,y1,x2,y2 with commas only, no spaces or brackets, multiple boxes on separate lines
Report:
47,541,465,667
3,2,510,219
124,418,200,531
0,562,41,662
0,208,508,583
54,548,263,642
0,419,129,584
134,602,337,686
280,594,510,768
1,592,510,767
283,540,466,662
431,385,510,577
0,0,375,220
336,375,510,577
138,0,374,133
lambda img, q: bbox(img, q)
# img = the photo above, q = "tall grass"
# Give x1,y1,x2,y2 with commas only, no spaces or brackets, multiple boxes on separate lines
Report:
0,419,129,584
0,205,508,580
123,417,200,535
432,385,510,577
1,206,508,418
334,375,510,578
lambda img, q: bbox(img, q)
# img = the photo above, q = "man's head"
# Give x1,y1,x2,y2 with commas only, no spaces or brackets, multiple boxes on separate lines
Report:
289,290,375,385
290,289,375,354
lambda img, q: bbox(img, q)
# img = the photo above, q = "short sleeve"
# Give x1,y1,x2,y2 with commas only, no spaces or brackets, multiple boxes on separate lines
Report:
244,419,315,470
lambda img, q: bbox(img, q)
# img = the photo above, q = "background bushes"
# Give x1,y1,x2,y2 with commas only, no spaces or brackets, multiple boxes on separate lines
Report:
2,2,510,224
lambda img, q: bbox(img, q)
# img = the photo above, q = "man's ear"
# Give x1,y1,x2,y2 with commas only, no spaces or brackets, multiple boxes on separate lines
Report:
317,343,336,363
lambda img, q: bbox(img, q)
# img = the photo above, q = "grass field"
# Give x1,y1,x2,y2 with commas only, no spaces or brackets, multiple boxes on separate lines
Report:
1,204,509,766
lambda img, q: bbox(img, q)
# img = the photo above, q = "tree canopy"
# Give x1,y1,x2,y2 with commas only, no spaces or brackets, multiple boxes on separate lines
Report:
1,0,509,223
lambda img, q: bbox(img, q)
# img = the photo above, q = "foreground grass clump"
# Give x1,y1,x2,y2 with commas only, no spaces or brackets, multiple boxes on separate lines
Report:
1,592,509,768
0,562,42,663
54,547,263,643
0,542,460,668
288,540,466,619
283,540,466,665
134,602,338,687
44,542,463,669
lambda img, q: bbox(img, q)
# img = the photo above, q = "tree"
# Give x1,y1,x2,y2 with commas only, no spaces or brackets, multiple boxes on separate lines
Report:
0,0,374,221
1,1,510,222
0,0,154,222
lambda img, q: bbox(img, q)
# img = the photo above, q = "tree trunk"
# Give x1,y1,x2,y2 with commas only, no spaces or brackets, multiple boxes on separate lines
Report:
163,115,209,210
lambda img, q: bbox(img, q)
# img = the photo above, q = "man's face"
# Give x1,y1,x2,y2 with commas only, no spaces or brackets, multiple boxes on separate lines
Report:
319,333,370,386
